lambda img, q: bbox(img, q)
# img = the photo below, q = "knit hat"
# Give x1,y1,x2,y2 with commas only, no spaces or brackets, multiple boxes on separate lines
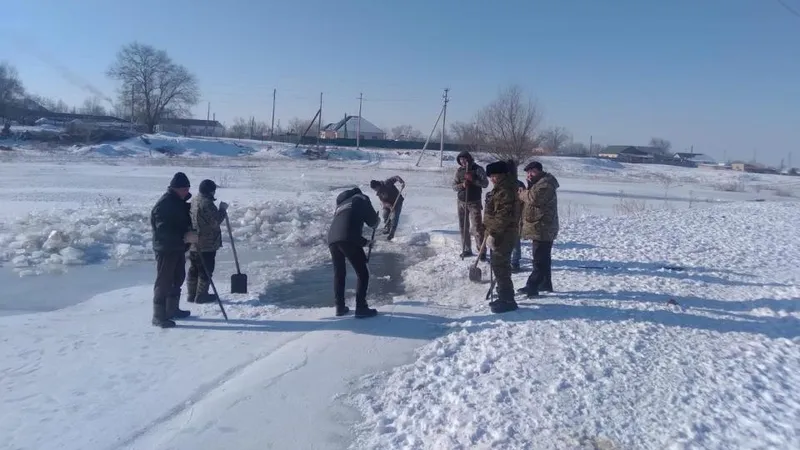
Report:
486,161,509,176
523,161,543,172
369,180,381,190
199,179,217,195
169,172,190,188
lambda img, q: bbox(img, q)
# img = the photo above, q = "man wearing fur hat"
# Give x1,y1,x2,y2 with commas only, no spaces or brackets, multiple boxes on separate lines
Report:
483,160,521,313
150,172,197,328
187,179,229,304
369,175,405,241
517,161,560,297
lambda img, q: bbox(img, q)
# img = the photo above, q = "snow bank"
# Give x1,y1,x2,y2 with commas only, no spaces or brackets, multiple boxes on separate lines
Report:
0,197,332,275
71,133,258,158
351,201,800,449
352,318,799,449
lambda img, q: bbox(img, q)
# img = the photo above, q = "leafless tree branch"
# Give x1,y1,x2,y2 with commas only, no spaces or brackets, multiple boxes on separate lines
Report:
107,42,200,133
475,84,543,164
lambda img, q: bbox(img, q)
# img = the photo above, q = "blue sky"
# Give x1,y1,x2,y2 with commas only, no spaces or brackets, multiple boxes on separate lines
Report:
2,0,799,165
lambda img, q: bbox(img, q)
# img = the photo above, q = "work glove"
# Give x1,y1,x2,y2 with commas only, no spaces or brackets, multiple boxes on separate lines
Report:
464,172,474,182
486,235,496,251
219,201,229,211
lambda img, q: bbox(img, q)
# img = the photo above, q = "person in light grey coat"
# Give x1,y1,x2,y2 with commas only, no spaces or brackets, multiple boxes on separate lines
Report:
187,179,228,303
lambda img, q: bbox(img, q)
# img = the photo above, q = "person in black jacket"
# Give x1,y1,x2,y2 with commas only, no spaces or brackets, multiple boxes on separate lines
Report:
327,187,380,318
150,172,198,328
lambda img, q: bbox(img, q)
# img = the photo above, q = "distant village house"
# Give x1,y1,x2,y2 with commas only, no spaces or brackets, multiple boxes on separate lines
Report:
155,118,225,137
320,116,386,140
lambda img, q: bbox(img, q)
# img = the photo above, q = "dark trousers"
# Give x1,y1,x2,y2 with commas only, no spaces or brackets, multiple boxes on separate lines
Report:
187,251,216,297
154,251,186,305
490,233,517,300
329,242,370,308
525,240,554,293
381,196,404,240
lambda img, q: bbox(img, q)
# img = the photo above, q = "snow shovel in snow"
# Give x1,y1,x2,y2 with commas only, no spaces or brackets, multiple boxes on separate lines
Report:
468,236,488,282
198,252,229,321
224,214,248,294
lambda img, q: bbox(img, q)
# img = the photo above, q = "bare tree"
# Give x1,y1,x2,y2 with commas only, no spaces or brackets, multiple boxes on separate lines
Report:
288,117,317,136
589,142,604,155
560,141,588,155
79,97,108,116
27,94,70,113
226,117,247,138
389,124,423,140
450,121,484,153
107,42,200,133
649,137,672,154
0,62,26,119
540,126,572,154
475,85,543,164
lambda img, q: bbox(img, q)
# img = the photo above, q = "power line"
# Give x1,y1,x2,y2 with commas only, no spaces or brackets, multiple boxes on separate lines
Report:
776,0,800,18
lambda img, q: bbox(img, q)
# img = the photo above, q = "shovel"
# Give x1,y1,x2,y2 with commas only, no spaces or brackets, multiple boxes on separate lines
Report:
198,252,229,321
366,226,377,263
468,236,488,282
224,214,248,294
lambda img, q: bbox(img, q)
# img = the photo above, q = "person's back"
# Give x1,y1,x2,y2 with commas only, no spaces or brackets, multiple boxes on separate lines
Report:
327,188,379,245
327,187,380,318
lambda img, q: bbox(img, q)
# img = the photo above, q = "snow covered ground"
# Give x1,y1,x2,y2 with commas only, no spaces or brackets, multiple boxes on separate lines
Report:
0,135,798,449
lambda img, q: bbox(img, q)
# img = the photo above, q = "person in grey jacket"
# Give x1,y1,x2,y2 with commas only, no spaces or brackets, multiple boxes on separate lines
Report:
187,179,229,304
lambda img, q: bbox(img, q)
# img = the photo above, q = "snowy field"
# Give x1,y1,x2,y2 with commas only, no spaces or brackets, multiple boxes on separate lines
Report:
0,133,798,449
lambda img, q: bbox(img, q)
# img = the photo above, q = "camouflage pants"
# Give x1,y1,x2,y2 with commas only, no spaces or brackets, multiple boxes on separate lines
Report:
457,201,485,254
490,231,517,301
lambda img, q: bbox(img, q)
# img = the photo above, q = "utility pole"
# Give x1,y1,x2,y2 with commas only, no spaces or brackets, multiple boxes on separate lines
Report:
439,88,449,167
317,92,323,148
690,144,694,154
270,88,276,138
205,102,210,136
357,92,363,149
589,135,593,155
212,113,216,136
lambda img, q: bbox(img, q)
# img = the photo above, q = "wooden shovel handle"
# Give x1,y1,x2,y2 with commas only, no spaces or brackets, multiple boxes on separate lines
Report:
472,235,488,268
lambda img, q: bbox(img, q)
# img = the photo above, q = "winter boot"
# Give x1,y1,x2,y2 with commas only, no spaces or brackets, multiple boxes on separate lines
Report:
459,250,474,258
166,296,191,320
490,287,519,314
335,304,350,317
194,279,213,304
354,301,378,318
490,299,519,313
517,286,540,298
152,303,176,328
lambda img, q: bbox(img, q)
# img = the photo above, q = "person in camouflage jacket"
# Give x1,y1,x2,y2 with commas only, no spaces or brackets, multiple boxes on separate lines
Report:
452,151,489,259
187,179,229,303
483,160,521,313
517,161,560,297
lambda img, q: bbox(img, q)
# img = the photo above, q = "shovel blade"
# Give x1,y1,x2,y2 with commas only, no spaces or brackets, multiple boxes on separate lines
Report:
231,273,248,294
468,265,482,282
